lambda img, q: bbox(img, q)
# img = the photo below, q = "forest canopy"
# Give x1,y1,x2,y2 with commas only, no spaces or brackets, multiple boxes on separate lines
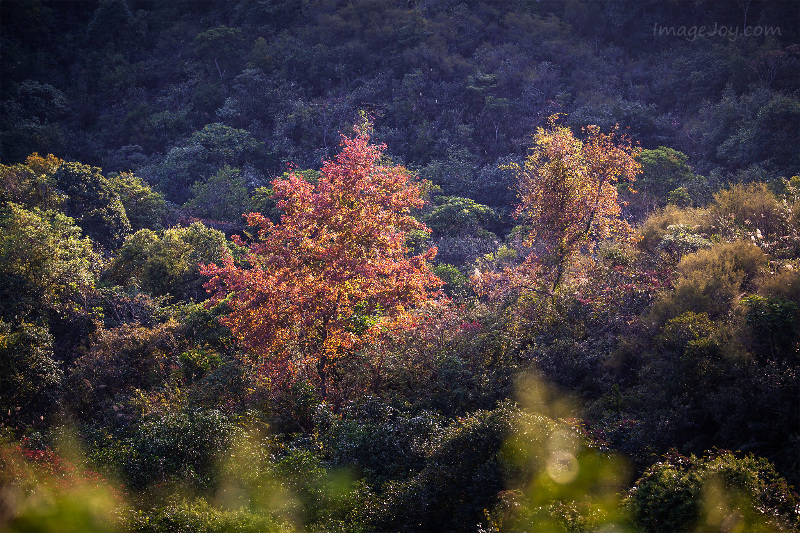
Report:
1,1,799,532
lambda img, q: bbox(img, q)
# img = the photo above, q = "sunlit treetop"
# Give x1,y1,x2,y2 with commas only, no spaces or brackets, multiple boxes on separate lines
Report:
202,122,443,398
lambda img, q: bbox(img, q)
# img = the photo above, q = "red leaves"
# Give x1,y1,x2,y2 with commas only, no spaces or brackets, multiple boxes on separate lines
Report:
202,124,442,398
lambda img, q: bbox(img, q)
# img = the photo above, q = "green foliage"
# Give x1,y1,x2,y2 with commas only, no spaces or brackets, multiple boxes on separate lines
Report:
112,409,242,491
0,81,67,163
314,397,442,485
143,124,263,205
656,311,720,359
624,451,800,533
638,147,696,206
189,123,263,168
361,402,522,532
106,222,240,301
418,148,479,198
742,295,800,363
758,267,800,308
128,497,292,533
637,204,707,256
106,171,167,231
667,186,692,207
421,195,499,238
711,93,800,174
432,263,473,298
0,153,64,210
656,223,712,259
183,165,251,223
0,203,98,320
250,186,280,222
0,321,62,428
194,26,245,81
53,162,131,248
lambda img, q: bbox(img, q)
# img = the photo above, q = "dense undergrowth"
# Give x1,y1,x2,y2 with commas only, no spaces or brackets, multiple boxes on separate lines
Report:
2,1,800,532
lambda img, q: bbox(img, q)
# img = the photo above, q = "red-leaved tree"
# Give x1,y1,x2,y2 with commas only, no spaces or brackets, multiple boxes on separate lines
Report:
201,123,442,399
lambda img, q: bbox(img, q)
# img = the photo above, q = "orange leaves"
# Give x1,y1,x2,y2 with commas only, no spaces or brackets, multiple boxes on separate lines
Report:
202,123,442,398
496,116,641,294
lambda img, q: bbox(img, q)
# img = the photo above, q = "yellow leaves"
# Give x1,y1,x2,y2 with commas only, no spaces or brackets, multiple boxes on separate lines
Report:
504,116,642,294
24,152,64,176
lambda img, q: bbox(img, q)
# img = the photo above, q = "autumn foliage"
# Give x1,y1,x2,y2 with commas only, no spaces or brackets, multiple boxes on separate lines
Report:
202,123,442,398
479,116,641,296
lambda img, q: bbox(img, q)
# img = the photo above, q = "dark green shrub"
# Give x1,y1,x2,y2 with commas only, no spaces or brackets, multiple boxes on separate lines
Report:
432,263,473,298
624,451,800,533
115,409,242,492
667,187,692,207
53,162,131,248
183,165,252,223
314,396,442,484
742,295,800,363
638,147,696,206
363,402,521,532
0,321,61,428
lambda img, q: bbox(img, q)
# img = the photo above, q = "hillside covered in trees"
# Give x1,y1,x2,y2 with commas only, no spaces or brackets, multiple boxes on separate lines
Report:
1,1,799,532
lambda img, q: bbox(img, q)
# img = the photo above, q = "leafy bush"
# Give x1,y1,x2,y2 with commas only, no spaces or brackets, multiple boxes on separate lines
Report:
113,409,243,492
637,147,696,206
65,321,179,423
0,321,62,428
362,401,523,531
0,203,99,320
53,162,131,248
106,171,168,231
679,239,766,285
105,222,241,301
314,397,442,484
650,241,766,323
432,263,473,298
624,450,800,533
141,123,264,204
708,182,788,241
0,153,64,210
742,295,800,363
183,165,252,223
128,497,292,533
638,203,706,251
421,195,499,238
667,186,692,207
655,223,712,258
